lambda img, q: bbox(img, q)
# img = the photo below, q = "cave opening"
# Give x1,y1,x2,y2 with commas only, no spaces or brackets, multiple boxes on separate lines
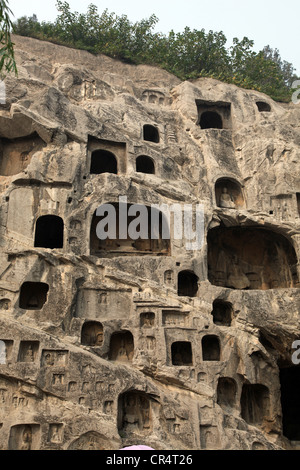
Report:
280,366,300,441
217,377,237,409
19,282,49,310
177,270,198,297
212,300,233,326
108,331,134,363
136,155,155,174
143,125,159,143
90,149,118,175
256,101,271,112
81,321,104,347
171,341,193,366
200,111,223,129
215,178,245,209
34,215,64,249
202,335,220,361
90,203,170,256
207,226,299,290
240,384,270,425
117,391,152,436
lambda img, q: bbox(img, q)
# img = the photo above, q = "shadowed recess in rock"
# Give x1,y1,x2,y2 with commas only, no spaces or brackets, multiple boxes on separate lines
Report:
90,203,170,256
207,226,299,290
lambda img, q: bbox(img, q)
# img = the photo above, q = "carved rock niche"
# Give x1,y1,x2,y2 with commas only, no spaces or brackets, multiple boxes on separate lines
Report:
118,391,152,437
207,226,299,290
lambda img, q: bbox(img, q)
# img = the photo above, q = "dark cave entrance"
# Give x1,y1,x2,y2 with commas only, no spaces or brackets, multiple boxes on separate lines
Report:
90,149,118,175
136,155,155,174
240,384,270,425
34,215,64,249
177,270,198,297
200,111,223,129
19,282,49,310
143,125,159,143
171,341,193,366
280,366,300,441
207,226,299,290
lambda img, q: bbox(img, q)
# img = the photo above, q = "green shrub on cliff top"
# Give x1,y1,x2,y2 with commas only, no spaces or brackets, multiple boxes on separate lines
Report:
13,1,298,102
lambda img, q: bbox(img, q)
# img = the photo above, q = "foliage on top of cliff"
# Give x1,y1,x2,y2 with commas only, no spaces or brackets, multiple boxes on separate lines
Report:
0,0,17,77
12,1,299,102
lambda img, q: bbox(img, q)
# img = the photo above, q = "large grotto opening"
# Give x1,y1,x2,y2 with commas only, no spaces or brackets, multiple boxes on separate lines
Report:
90,203,170,256
207,226,299,290
196,100,232,130
280,366,300,441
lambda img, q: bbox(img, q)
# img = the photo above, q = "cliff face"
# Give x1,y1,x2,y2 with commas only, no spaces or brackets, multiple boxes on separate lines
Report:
0,35,299,450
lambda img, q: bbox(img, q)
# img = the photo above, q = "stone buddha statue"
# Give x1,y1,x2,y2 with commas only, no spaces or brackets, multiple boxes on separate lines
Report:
219,187,235,209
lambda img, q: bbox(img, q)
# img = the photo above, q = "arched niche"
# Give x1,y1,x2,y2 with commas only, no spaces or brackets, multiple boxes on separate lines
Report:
19,282,49,310
171,341,193,366
215,178,245,209
196,100,232,130
81,321,104,346
117,391,153,437
177,270,198,297
143,125,159,143
136,155,155,175
202,335,220,361
34,215,64,249
256,101,271,112
108,331,134,363
90,202,170,257
90,149,118,175
207,226,299,290
68,431,114,450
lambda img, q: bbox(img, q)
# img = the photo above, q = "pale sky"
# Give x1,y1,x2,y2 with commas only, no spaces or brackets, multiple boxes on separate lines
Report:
8,0,300,74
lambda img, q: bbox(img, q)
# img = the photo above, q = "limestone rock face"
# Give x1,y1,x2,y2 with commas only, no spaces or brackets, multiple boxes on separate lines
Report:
0,35,299,450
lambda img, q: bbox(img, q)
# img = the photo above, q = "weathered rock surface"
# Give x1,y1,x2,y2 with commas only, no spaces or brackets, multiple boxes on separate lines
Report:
0,35,299,450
